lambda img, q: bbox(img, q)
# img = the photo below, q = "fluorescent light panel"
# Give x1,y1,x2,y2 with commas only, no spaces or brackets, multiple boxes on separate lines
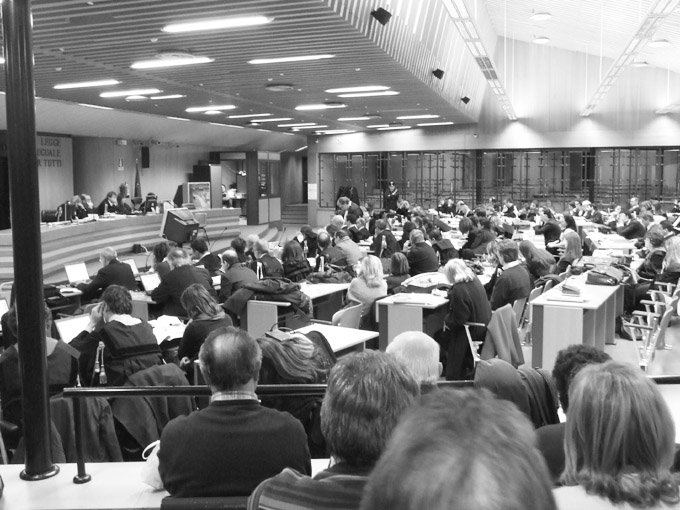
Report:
185,104,236,112
325,85,390,93
338,117,372,121
278,123,316,127
337,91,400,98
131,57,214,69
228,113,272,118
316,129,355,134
377,126,412,131
167,116,190,121
418,121,454,126
248,117,292,123
396,114,439,120
100,88,161,98
77,103,113,110
248,54,334,65
204,110,223,115
151,94,185,100
295,104,346,111
293,125,327,130
53,79,120,89
366,124,389,128
163,16,273,33
295,146,308,152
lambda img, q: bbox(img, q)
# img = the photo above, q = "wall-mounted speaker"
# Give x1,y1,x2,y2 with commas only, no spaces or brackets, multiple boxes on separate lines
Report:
141,146,150,168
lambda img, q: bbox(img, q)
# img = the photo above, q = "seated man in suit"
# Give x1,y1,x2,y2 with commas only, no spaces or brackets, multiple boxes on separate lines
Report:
487,239,531,311
76,247,137,300
252,239,284,279
248,351,419,510
151,248,215,317
97,191,121,215
406,229,440,276
190,238,222,276
159,327,310,497
219,249,257,302
617,209,646,240
315,231,347,271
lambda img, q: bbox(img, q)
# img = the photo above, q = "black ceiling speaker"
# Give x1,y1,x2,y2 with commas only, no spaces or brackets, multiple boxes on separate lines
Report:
461,96,471,104
371,8,392,25
433,69,445,80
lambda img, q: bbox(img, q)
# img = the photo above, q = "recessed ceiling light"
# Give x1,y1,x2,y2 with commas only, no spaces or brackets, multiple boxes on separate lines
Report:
295,103,347,111
53,79,120,89
325,85,390,93
278,123,316,127
648,38,671,48
530,12,552,21
167,116,190,121
228,113,272,119
366,124,389,128
338,116,372,121
396,114,439,120
248,54,335,65
185,104,237,112
533,36,550,44
151,94,186,100
377,125,412,130
204,110,224,115
417,121,454,126
293,125,327,130
631,60,648,68
77,103,113,110
131,56,214,69
162,16,273,33
100,88,161,98
247,117,292,123
337,91,400,98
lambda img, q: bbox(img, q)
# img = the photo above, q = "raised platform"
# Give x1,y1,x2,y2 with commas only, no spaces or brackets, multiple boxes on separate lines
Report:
0,209,241,283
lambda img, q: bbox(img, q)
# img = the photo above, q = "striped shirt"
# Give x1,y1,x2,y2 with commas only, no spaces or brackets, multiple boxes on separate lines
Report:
248,463,371,510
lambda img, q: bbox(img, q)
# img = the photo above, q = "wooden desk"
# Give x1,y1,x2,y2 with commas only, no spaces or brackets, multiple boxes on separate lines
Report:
295,324,377,355
0,462,167,510
586,232,636,255
376,294,448,351
531,276,622,372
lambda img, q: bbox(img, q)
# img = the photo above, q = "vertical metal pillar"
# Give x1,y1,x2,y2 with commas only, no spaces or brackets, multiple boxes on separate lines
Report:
2,0,59,480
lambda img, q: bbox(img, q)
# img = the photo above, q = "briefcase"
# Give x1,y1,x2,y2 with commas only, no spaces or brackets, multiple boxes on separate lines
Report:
586,267,623,286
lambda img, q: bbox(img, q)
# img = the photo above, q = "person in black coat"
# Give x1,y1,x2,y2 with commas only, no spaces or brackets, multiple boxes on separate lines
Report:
534,209,562,256
97,191,120,215
406,230,440,276
190,238,222,276
384,181,400,212
76,247,137,300
296,225,318,257
151,248,215,317
487,239,531,311
616,209,646,240
371,219,400,259
442,259,492,380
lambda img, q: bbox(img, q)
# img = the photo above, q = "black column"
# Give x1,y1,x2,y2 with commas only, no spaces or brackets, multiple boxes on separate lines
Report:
2,0,58,480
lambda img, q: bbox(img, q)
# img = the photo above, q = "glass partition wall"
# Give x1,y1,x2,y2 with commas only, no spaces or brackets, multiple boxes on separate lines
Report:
318,148,680,212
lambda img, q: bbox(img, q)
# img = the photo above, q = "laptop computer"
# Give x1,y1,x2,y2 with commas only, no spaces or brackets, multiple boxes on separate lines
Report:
140,272,161,294
64,262,90,284
121,258,140,277
55,314,90,343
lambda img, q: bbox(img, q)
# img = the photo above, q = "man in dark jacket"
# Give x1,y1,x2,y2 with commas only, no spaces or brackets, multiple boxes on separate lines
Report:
190,238,222,276
371,219,400,259
159,327,310,497
151,248,215,317
489,239,531,311
617,209,646,240
315,231,347,271
219,249,257,302
252,239,284,279
76,247,137,300
406,230,440,276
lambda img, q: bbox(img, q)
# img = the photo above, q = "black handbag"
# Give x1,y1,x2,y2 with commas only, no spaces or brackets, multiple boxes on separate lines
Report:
586,266,623,286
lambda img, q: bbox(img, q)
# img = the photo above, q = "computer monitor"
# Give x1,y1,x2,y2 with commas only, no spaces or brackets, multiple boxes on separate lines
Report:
121,258,140,277
64,262,90,284
160,208,199,245
140,272,161,293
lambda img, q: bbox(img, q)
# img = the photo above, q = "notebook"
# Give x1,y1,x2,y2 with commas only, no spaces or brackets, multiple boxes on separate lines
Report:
121,258,140,277
140,272,161,294
64,262,90,284
55,314,90,343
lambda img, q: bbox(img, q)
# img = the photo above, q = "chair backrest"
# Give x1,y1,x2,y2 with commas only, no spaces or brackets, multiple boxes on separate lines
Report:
543,279,555,292
331,302,363,328
512,297,527,327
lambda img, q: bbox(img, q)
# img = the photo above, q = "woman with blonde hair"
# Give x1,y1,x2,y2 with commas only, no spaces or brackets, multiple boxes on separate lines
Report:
656,236,680,285
347,255,387,317
555,361,680,509
442,259,492,380
554,230,582,274
519,239,554,284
